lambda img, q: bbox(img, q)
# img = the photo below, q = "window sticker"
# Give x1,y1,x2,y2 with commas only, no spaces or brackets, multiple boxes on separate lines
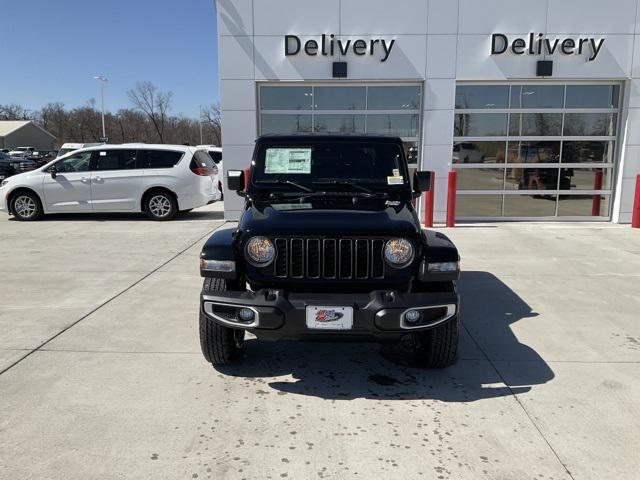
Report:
265,148,312,174
99,151,107,156
387,176,404,185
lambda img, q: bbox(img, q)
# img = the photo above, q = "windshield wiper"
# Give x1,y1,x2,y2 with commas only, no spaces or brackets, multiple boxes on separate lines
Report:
259,179,314,193
315,180,375,195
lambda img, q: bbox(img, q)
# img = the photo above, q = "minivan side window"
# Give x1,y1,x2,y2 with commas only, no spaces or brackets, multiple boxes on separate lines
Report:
92,149,137,171
137,149,184,168
54,152,92,172
208,150,222,164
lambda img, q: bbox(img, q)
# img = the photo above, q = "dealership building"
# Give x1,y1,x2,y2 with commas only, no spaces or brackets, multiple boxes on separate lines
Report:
215,0,640,223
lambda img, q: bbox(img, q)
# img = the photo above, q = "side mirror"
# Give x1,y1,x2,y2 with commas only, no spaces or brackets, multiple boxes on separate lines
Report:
49,166,57,179
413,171,432,193
227,170,245,192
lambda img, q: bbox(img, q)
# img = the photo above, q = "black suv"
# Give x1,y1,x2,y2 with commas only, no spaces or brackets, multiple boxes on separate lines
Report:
199,135,460,368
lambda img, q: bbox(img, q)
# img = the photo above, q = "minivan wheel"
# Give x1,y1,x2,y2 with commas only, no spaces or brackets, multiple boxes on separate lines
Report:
200,277,246,365
11,191,43,221
144,191,177,221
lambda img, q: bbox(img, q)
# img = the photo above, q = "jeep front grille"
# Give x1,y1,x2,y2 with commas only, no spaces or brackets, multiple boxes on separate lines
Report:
273,238,385,280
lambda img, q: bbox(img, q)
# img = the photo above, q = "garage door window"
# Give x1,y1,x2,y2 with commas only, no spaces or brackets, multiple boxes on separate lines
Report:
453,83,620,219
259,84,422,165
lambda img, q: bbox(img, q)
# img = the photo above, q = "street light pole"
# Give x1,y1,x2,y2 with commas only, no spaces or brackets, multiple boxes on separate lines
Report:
93,75,108,140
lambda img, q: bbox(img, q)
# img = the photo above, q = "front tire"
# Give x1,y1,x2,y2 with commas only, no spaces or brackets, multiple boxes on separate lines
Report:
410,316,459,368
200,277,246,365
144,191,177,221
10,191,43,221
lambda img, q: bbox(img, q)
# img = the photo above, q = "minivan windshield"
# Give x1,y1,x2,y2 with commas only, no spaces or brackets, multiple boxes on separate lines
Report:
252,141,408,190
56,148,76,157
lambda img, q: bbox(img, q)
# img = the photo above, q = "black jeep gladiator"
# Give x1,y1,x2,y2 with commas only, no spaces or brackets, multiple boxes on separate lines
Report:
199,134,460,368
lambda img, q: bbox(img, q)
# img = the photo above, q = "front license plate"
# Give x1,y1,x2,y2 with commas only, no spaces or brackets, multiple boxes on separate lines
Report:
305,306,353,330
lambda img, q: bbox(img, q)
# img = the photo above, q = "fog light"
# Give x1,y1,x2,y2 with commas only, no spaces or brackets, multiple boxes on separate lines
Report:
237,308,255,322
404,309,421,324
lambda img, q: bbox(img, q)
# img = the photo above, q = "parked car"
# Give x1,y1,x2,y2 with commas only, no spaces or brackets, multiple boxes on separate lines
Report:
0,153,18,181
28,150,57,167
56,143,102,158
452,142,486,163
8,147,36,158
197,145,223,199
0,152,37,174
198,134,461,367
13,158,38,173
0,144,221,221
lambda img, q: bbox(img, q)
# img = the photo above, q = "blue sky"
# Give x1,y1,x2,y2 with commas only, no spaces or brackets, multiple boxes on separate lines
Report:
0,0,219,118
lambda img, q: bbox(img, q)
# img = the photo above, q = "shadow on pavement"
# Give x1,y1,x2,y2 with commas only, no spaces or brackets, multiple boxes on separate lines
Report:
214,271,554,402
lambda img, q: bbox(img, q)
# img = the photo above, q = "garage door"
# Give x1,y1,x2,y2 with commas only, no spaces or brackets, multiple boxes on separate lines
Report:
258,83,422,166
453,83,620,219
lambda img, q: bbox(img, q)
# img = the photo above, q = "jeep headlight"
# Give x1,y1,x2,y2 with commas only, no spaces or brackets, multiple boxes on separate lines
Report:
245,236,275,266
384,238,414,267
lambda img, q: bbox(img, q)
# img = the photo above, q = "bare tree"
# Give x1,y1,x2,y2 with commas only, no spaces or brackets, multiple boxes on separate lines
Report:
79,101,103,141
127,81,173,143
4,86,214,148
113,109,149,144
0,103,33,120
202,103,222,146
38,102,67,140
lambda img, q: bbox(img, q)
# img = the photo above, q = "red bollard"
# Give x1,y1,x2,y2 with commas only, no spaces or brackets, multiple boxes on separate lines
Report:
243,167,251,191
591,170,603,216
424,171,435,227
632,174,640,228
446,170,457,228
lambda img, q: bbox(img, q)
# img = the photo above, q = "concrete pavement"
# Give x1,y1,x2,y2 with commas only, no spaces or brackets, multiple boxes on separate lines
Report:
0,207,639,479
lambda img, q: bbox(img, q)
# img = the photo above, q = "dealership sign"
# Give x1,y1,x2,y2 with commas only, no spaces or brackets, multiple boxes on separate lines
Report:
491,33,605,61
285,35,395,62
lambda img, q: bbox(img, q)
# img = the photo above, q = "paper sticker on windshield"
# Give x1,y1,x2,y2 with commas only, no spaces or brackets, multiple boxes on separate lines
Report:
265,148,311,174
387,176,404,185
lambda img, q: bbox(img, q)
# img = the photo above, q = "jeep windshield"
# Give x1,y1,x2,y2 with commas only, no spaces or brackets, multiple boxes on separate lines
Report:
251,141,409,194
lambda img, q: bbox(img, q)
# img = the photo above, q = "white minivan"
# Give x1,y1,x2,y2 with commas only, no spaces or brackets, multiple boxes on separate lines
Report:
197,145,223,199
0,144,221,221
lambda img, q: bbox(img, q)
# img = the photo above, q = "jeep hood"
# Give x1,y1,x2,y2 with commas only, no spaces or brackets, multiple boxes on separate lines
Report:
239,198,420,237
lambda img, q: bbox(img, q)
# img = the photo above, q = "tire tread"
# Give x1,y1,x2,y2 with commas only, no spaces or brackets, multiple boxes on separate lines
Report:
199,278,244,365
410,281,459,368
422,317,459,368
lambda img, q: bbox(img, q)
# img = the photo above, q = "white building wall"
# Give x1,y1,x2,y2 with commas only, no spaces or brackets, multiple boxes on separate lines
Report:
217,0,640,223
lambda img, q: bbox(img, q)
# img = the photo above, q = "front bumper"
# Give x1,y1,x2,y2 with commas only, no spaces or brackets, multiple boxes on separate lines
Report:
201,289,459,342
